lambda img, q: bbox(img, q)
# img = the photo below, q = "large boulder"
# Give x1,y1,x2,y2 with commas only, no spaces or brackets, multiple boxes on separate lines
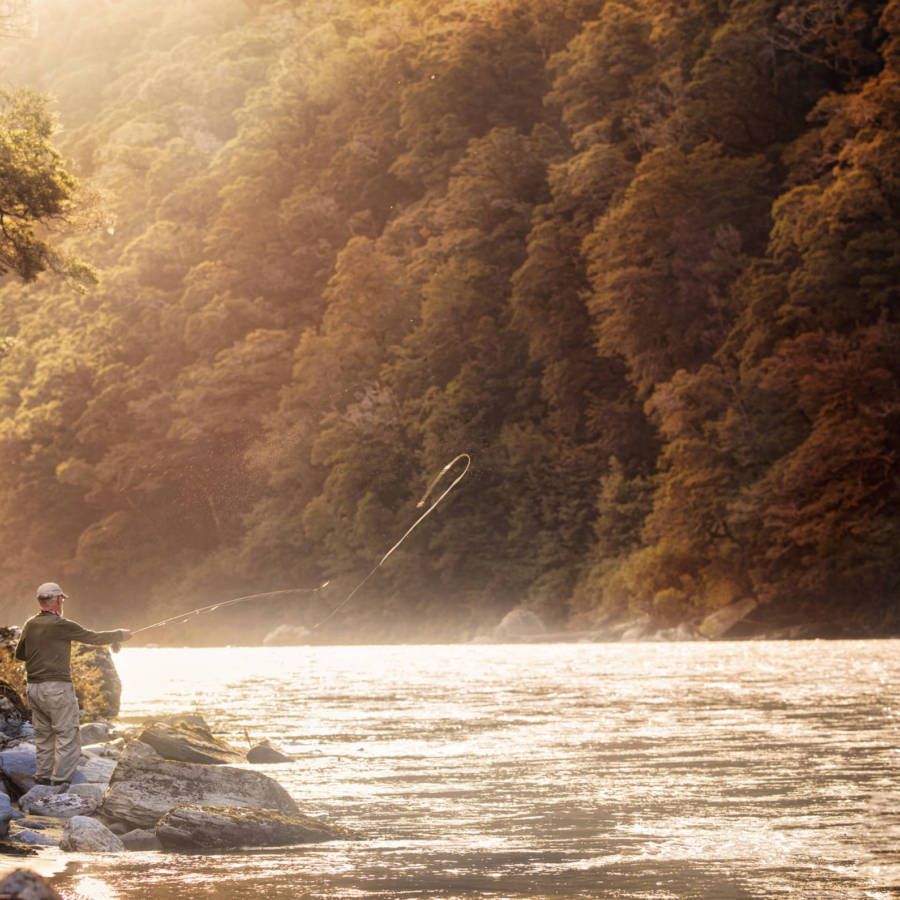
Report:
0,868,62,899
71,644,122,719
60,816,125,853
138,720,244,764
100,739,298,830
156,805,355,851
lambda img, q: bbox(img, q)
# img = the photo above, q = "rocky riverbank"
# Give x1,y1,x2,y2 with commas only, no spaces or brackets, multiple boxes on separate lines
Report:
0,712,354,856
0,626,356,891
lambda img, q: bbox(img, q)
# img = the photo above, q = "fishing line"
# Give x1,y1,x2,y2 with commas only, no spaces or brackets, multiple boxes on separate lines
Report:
131,585,331,636
129,453,471,639
310,452,471,631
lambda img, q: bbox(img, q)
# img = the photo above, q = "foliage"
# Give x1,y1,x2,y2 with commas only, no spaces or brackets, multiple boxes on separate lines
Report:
0,89,96,286
0,0,896,641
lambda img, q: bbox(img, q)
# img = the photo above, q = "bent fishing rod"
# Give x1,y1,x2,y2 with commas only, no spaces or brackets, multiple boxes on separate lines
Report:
128,453,471,641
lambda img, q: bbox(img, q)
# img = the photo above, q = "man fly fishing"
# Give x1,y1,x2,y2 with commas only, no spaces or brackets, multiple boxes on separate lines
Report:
15,582,132,788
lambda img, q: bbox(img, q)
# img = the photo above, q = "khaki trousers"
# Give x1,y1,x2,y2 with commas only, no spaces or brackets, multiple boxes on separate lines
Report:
26,681,81,783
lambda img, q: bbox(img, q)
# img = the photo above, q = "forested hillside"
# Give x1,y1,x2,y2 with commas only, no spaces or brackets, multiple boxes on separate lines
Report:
0,0,897,643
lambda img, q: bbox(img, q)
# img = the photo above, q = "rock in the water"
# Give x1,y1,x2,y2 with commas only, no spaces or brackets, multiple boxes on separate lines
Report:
12,828,58,847
60,816,125,853
698,598,759,639
0,868,61,898
0,841,37,857
19,785,100,819
493,607,546,641
100,739,298,830
120,828,162,851
156,805,354,851
71,644,122,719
262,625,310,646
246,740,293,763
138,720,244,764
153,713,210,729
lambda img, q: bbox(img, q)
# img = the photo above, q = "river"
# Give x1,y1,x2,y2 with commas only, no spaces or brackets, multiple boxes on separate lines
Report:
39,640,900,899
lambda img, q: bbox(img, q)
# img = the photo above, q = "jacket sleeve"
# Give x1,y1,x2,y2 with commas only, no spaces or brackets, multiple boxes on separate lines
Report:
60,619,126,646
14,634,26,661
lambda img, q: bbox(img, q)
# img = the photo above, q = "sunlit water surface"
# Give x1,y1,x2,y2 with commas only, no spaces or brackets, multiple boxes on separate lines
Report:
43,641,900,899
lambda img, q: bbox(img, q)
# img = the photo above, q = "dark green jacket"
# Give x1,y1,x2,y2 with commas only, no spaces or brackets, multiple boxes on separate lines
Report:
14,612,125,683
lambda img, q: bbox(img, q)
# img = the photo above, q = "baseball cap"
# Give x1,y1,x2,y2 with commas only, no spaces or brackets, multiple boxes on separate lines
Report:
36,582,68,600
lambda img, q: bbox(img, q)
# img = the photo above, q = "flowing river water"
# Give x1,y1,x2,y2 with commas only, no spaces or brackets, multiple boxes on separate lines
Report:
34,641,900,899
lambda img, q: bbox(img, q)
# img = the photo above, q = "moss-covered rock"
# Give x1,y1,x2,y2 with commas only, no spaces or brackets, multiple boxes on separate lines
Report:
71,645,121,719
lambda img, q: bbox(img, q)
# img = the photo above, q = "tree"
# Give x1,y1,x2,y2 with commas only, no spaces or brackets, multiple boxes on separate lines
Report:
0,89,95,286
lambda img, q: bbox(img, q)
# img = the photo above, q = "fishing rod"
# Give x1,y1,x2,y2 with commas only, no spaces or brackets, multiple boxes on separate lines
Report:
128,452,471,641
130,584,331,637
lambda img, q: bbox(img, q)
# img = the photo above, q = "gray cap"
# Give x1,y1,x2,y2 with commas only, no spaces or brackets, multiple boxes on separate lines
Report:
36,582,68,600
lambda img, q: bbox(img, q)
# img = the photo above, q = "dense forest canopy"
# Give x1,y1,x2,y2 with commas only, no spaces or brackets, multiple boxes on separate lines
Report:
0,0,896,644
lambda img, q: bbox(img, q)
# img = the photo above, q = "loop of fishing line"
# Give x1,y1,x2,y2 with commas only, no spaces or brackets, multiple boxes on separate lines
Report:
310,452,471,631
130,453,471,639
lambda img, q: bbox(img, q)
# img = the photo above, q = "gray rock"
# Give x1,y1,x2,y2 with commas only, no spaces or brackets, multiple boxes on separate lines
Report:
120,827,162,851
19,785,100,819
698,597,759,639
100,739,298,830
156,805,356,851
620,622,652,641
138,720,244,764
69,782,106,805
0,788,12,838
0,742,36,791
493,607,546,641
80,721,112,746
85,738,125,759
76,755,117,784
0,868,62,899
13,828,58,847
246,740,293,763
60,815,125,852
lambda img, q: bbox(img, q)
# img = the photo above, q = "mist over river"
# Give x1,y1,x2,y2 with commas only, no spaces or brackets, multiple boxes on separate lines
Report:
44,641,899,899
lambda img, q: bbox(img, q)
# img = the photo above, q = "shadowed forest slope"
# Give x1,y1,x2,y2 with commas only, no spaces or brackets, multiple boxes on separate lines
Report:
0,0,897,643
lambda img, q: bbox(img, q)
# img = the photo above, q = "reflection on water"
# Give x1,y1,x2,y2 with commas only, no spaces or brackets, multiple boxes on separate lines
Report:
44,641,900,899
